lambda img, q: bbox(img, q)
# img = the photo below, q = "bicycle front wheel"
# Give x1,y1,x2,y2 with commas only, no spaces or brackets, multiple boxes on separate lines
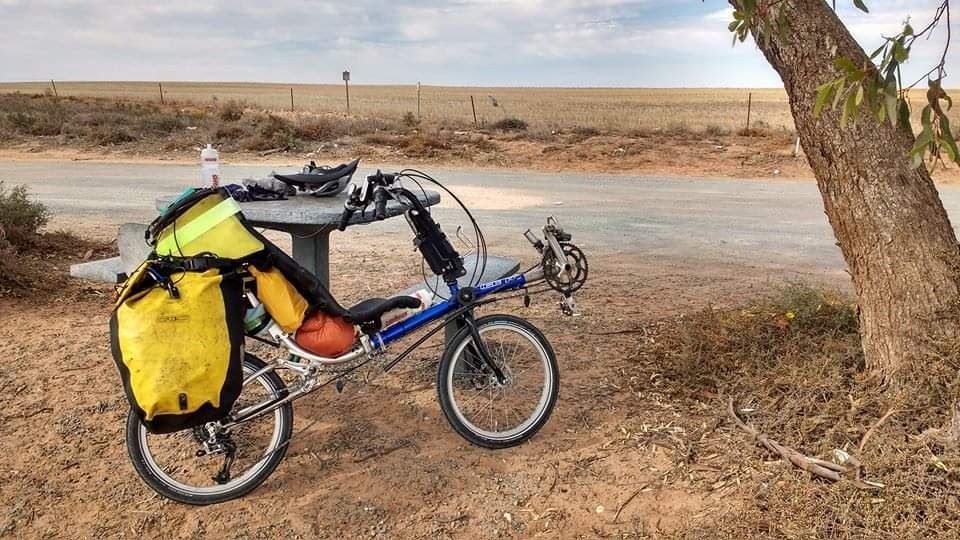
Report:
437,314,559,449
125,353,293,505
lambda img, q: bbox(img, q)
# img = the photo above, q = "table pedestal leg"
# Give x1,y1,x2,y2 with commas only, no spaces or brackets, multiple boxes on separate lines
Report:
290,229,331,288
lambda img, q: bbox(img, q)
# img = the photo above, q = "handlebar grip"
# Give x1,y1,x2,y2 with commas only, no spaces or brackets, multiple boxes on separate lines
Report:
337,207,355,231
374,188,388,220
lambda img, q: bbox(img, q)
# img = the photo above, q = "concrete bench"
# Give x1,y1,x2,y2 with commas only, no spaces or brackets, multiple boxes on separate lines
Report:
400,253,521,301
69,223,151,283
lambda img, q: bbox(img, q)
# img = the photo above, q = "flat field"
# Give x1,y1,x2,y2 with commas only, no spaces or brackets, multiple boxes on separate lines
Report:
0,81,794,132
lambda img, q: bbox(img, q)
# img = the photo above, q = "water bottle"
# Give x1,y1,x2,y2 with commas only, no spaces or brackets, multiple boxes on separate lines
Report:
243,303,272,337
200,144,220,187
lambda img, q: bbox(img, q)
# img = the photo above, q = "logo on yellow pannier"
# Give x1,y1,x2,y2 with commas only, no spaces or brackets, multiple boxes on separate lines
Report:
158,314,191,323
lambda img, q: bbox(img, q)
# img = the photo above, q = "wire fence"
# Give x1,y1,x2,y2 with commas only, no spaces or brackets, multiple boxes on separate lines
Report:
0,80,799,132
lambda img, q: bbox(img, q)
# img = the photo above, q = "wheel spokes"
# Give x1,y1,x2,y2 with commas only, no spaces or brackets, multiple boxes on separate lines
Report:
448,323,551,439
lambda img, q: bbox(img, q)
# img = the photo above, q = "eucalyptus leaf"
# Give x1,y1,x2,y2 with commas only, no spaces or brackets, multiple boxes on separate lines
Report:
842,91,858,128
885,92,898,127
911,150,924,169
898,100,914,135
833,79,847,110
893,41,909,63
835,57,858,75
815,82,834,117
940,115,960,163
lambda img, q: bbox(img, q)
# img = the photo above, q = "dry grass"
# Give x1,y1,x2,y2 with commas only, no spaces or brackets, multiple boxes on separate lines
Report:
0,93,404,152
0,81,798,132
0,184,115,296
627,284,960,538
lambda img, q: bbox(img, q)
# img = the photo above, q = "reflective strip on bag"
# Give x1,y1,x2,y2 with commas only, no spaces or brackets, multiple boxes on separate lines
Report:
155,197,242,256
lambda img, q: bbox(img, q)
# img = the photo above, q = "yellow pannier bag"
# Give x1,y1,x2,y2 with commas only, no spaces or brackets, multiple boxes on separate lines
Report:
154,192,263,259
110,265,244,434
248,266,309,333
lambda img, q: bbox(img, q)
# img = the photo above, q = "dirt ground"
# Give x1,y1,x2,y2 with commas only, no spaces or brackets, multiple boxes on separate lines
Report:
0,229,800,539
6,134,960,186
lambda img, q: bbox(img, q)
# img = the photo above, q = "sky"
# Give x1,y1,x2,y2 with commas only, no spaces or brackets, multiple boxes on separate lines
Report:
0,0,955,87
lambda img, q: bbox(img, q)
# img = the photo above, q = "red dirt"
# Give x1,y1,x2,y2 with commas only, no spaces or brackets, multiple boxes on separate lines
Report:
0,242,785,538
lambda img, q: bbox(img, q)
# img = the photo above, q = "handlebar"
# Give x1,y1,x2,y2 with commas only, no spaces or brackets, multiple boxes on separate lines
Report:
337,170,410,231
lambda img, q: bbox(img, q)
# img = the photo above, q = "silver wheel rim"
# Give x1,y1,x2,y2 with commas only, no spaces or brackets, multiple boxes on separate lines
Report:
137,362,285,496
446,321,552,441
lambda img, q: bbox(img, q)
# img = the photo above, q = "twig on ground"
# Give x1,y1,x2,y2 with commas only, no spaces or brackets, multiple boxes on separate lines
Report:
62,364,98,372
546,462,559,496
830,408,898,490
434,513,468,524
613,483,648,523
401,383,433,394
353,440,415,463
859,408,897,453
592,327,649,336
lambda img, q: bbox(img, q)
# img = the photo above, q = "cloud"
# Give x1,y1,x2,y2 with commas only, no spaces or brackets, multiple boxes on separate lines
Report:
0,0,953,87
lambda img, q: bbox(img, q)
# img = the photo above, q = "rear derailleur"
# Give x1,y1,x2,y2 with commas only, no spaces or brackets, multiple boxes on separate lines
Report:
192,424,237,484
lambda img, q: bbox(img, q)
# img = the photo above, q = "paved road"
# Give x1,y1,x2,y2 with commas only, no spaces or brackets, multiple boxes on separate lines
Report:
6,160,958,279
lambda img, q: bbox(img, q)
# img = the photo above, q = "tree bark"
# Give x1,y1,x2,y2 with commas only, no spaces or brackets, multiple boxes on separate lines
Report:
730,0,960,378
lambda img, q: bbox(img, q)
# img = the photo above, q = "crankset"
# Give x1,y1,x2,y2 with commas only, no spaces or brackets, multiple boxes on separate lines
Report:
542,242,588,295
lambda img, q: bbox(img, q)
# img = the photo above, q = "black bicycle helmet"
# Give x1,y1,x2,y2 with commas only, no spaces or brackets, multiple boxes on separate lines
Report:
273,158,359,197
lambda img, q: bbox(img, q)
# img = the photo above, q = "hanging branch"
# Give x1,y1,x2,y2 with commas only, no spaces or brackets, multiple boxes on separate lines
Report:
903,1,951,90
726,0,959,168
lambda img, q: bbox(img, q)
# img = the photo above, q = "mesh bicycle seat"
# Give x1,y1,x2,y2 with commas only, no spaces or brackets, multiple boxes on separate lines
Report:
346,296,421,324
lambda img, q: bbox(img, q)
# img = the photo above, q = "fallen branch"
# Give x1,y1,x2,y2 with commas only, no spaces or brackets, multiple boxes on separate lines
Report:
727,397,880,488
258,146,289,157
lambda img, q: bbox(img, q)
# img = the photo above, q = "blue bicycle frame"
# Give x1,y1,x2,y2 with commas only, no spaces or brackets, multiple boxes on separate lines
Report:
370,273,528,350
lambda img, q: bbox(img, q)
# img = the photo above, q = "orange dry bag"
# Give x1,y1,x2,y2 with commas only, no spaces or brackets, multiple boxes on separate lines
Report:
295,312,356,357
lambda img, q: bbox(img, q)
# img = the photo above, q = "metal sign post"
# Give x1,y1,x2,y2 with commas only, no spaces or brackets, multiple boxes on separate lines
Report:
343,70,351,115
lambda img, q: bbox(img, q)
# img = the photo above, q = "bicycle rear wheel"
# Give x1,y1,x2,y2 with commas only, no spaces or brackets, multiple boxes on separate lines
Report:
437,314,559,449
125,354,293,505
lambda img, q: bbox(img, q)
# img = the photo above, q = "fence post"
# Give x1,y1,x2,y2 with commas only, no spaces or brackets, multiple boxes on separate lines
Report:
290,87,295,112
470,95,478,128
158,82,164,104
417,82,421,122
343,70,351,115
50,80,58,97
745,92,752,134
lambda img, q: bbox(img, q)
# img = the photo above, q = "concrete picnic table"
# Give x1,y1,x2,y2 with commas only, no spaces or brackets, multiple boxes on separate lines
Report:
155,189,440,287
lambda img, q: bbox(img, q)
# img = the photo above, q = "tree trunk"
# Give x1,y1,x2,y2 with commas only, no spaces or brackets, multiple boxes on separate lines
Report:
730,0,960,378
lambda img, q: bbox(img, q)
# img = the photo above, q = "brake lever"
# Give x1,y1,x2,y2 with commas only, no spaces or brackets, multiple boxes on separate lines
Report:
373,186,389,220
